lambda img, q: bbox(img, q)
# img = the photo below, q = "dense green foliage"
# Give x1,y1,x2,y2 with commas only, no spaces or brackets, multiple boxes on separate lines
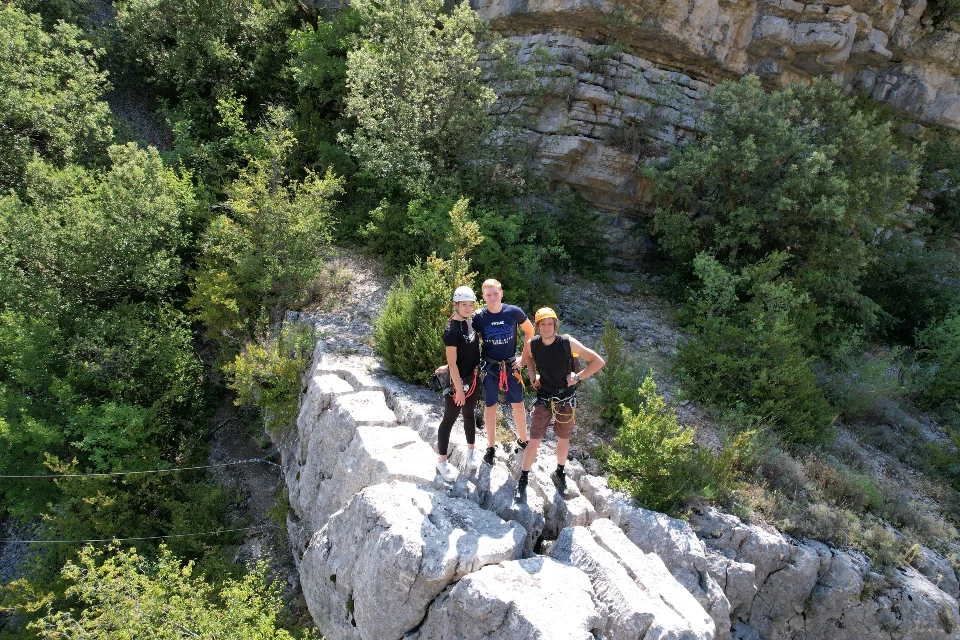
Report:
113,0,296,125
648,76,938,442
0,5,112,191
227,325,315,433
914,309,960,411
677,252,835,443
187,110,343,349
374,199,481,385
1,145,194,307
594,321,641,429
28,545,311,639
652,76,917,354
603,374,758,512
343,0,495,195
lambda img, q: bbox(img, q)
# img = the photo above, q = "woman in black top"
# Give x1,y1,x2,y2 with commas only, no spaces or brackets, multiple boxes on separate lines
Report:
434,286,482,482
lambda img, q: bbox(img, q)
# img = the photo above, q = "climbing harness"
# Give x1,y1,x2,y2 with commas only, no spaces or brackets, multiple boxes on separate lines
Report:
533,391,578,424
444,370,478,398
481,356,525,393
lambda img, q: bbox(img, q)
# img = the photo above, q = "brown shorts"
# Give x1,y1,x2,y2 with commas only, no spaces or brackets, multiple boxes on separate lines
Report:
530,401,575,440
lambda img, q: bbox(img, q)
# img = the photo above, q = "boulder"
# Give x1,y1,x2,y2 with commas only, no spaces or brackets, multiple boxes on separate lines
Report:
301,481,525,640
410,557,604,640
909,545,960,600
747,543,820,638
294,390,398,528
551,521,716,639
311,425,437,533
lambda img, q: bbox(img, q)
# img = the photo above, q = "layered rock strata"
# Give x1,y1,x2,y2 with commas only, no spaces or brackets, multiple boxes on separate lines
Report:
473,0,960,264
277,340,960,639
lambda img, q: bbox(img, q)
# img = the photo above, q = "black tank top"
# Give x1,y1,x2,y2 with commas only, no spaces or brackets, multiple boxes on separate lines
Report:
532,336,571,396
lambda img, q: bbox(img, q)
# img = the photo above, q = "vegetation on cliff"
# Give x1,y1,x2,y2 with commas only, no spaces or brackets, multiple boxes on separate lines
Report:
0,0,959,634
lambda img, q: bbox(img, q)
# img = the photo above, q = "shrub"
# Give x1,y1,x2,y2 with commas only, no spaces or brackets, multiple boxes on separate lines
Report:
342,0,496,195
859,523,905,568
0,145,195,308
0,5,113,191
356,186,601,309
27,545,311,639
862,230,960,343
594,320,641,429
804,455,884,513
604,374,710,512
913,309,960,412
226,324,315,433
188,110,343,348
921,135,960,233
824,349,905,421
787,502,859,548
649,75,918,352
113,0,295,124
677,253,835,444
374,198,482,385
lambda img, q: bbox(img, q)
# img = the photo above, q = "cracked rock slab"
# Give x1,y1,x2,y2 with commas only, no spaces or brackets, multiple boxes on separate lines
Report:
551,523,715,640
409,556,604,640
302,481,525,640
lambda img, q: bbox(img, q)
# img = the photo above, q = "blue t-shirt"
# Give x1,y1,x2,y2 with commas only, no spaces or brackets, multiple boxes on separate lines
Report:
473,304,527,361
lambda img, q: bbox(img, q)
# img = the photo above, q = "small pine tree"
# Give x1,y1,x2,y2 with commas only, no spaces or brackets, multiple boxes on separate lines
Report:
605,374,701,512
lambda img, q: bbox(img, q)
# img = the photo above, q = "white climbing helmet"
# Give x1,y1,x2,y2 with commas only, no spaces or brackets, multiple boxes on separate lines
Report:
452,286,476,302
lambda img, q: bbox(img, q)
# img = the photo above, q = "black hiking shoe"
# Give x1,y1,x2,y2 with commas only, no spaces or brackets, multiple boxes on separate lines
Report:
515,474,528,503
551,468,567,495
482,446,496,466
516,439,528,452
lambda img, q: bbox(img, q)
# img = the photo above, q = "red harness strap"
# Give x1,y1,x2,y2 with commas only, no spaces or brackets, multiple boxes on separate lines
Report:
464,370,478,397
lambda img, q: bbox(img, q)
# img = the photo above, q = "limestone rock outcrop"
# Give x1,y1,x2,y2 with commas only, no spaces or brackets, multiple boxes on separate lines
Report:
409,557,605,640
278,339,960,639
472,0,960,264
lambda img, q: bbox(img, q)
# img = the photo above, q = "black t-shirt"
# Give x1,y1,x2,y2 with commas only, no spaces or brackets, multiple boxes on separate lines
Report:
531,335,573,397
443,317,480,379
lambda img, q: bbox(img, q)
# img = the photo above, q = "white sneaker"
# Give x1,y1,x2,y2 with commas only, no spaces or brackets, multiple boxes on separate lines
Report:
466,449,481,470
437,460,457,482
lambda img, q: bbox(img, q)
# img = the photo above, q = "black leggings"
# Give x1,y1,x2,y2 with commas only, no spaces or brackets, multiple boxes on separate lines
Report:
437,383,479,456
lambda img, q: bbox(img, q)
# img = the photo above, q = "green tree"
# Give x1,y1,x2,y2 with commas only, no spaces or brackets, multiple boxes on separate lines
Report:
0,5,112,191
862,229,960,341
375,198,482,384
914,309,960,414
188,109,344,348
594,321,641,429
678,253,835,443
604,374,709,512
287,7,362,176
650,76,918,351
113,0,296,125
226,324,315,433
28,545,312,639
0,303,206,517
342,0,496,194
0,144,194,309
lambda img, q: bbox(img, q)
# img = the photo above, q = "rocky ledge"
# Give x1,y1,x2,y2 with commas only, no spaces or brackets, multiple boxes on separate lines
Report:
272,336,960,640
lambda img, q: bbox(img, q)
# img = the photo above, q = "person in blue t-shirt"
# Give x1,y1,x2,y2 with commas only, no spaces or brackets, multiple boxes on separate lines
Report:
472,278,535,466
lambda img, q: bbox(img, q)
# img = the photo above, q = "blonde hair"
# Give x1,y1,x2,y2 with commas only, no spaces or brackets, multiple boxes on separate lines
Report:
481,279,502,292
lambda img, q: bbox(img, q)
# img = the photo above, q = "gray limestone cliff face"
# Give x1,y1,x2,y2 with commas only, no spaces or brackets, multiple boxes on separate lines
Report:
275,340,960,640
472,0,960,265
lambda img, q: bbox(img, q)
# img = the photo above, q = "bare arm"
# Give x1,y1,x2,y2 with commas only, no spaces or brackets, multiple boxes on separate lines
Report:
445,345,466,405
522,339,539,389
568,337,605,385
516,318,535,370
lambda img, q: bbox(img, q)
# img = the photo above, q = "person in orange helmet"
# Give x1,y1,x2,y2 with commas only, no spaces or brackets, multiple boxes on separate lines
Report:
517,307,605,501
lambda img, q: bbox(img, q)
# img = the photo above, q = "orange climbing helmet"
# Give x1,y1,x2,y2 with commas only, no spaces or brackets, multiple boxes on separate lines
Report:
534,307,559,325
